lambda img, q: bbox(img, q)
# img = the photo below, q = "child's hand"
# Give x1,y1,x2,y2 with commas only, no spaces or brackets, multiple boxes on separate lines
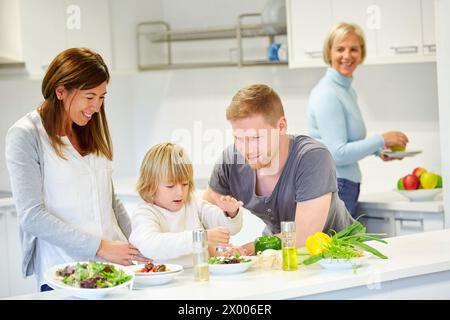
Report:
206,227,230,247
217,195,244,217
223,245,248,257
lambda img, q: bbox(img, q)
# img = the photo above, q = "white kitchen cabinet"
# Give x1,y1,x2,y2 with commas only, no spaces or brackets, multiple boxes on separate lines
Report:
360,210,444,237
375,0,423,57
331,0,377,58
287,0,436,68
287,0,332,68
5,209,36,296
421,0,436,55
394,211,444,236
18,0,112,75
0,210,10,298
0,202,36,298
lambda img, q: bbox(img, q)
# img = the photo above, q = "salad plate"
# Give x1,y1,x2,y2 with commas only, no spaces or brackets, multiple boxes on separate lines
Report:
44,261,134,299
126,263,184,286
208,256,257,275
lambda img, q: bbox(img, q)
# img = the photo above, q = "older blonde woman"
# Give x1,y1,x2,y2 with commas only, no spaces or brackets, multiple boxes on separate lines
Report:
307,22,409,218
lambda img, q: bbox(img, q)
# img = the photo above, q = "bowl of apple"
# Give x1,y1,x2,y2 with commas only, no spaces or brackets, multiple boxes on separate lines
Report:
396,167,443,201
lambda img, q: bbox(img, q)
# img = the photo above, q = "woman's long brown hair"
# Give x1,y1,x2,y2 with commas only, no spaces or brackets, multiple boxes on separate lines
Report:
39,47,112,160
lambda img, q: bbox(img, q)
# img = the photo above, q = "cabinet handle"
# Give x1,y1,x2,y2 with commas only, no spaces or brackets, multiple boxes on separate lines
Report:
423,44,436,53
390,46,418,54
363,216,389,222
304,51,323,58
395,217,424,231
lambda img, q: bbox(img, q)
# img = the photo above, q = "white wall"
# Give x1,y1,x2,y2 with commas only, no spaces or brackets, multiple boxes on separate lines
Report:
109,0,163,71
0,0,22,60
122,61,439,195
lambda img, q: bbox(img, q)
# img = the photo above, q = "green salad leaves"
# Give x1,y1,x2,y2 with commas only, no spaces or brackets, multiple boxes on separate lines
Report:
56,261,132,289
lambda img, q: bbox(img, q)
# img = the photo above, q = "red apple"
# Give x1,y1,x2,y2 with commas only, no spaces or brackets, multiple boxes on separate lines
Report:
412,167,427,178
403,174,420,190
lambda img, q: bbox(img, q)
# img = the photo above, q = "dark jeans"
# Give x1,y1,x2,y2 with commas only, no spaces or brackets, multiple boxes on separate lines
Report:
337,178,361,219
40,284,54,292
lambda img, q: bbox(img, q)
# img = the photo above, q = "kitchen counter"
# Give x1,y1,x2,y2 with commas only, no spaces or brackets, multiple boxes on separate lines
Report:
359,191,444,213
7,229,450,300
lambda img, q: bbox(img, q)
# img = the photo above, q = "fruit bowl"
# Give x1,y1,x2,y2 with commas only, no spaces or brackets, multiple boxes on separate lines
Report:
396,189,442,201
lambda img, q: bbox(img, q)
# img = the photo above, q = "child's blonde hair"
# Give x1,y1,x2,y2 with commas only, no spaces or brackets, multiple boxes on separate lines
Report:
137,142,195,203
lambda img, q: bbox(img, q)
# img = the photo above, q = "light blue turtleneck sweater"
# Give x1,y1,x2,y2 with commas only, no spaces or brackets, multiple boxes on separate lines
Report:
307,68,385,183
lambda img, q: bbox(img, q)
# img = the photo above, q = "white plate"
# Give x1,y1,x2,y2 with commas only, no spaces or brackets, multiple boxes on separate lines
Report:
396,188,442,201
44,262,134,299
208,256,256,275
318,252,372,270
126,263,184,286
382,150,422,158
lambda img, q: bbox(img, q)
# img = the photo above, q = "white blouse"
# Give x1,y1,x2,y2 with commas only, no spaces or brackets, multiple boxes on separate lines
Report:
31,111,127,288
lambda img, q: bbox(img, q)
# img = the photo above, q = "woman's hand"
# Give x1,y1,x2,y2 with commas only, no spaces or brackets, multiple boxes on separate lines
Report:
216,195,244,217
382,131,409,148
96,240,150,266
206,227,231,247
379,151,404,162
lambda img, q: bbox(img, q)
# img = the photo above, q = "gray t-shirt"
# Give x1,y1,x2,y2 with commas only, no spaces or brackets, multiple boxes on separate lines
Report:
208,134,354,235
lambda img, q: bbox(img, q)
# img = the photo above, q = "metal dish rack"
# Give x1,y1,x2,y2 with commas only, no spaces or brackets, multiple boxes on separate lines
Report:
136,13,287,70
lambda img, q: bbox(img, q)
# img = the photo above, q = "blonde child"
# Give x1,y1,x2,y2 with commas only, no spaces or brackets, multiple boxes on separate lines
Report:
129,142,244,267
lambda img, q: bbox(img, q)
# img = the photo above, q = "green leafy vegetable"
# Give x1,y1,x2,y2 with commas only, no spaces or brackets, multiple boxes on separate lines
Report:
302,218,388,266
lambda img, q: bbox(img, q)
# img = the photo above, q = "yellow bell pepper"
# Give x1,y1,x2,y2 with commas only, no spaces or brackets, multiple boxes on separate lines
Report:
305,232,331,256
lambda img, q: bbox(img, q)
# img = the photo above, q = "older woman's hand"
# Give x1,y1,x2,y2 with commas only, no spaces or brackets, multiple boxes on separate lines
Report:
96,240,150,265
382,131,409,148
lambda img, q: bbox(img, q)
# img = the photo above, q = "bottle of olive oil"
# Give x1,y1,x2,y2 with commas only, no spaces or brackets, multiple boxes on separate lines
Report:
193,229,210,281
281,221,298,271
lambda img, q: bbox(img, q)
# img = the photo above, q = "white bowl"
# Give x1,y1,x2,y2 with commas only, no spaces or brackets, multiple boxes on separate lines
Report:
208,256,256,275
44,262,134,299
126,263,184,286
396,188,442,201
318,252,372,270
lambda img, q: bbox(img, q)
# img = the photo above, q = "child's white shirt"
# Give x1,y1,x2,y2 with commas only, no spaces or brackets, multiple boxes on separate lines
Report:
129,195,243,267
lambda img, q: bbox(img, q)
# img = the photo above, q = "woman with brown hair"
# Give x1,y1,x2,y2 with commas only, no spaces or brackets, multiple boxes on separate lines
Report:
5,48,148,292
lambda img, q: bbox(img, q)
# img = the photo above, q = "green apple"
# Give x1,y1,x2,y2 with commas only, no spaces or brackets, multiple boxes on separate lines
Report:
436,175,443,188
420,172,438,189
390,146,405,152
397,177,405,190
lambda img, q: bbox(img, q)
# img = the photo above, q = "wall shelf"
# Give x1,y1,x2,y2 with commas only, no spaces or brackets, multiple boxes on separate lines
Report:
136,13,287,70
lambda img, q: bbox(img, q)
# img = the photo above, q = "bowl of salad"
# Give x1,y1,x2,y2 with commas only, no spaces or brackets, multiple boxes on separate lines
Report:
44,261,134,299
208,253,256,275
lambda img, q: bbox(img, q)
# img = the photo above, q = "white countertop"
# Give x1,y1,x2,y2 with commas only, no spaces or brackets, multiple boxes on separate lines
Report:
359,191,444,213
8,228,450,300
